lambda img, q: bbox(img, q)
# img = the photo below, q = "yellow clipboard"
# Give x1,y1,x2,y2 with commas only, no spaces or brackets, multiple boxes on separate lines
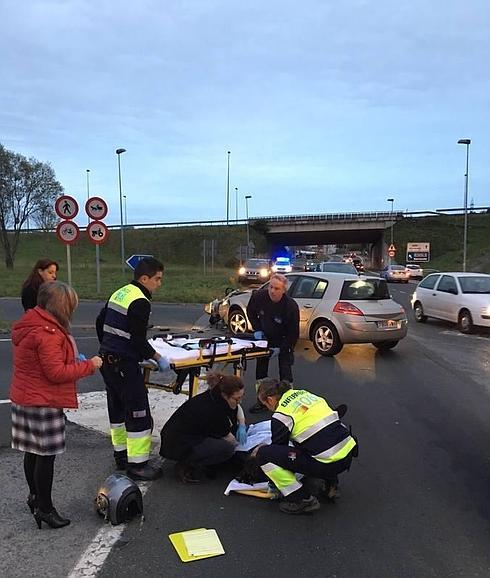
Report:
169,528,225,562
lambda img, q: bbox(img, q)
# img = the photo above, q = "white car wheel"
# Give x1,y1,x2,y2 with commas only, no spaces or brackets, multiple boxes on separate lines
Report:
458,309,474,334
228,309,247,335
413,301,427,323
311,321,343,356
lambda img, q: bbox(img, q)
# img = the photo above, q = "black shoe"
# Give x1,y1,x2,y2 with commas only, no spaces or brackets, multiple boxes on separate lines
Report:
34,507,71,529
334,404,348,419
175,462,201,484
279,495,320,515
114,450,128,471
127,462,163,481
27,493,37,514
249,400,268,414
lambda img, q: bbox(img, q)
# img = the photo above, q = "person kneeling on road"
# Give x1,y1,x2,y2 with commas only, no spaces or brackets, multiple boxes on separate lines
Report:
254,378,358,515
159,372,247,483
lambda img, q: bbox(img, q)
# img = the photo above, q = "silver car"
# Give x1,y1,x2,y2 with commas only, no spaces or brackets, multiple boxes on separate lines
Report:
411,272,490,333
217,272,408,356
380,264,410,283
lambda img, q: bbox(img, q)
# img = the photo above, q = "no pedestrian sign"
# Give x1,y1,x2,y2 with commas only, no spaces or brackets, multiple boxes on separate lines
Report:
85,197,108,220
87,221,109,245
56,220,80,245
55,195,79,220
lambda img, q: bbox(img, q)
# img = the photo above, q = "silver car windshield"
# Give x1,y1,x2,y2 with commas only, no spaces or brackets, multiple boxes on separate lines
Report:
458,276,490,294
340,279,390,300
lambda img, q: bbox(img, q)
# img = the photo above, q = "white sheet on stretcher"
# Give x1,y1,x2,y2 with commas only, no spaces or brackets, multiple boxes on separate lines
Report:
149,337,268,363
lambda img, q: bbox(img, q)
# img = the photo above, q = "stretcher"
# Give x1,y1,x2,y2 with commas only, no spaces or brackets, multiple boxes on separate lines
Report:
142,334,271,398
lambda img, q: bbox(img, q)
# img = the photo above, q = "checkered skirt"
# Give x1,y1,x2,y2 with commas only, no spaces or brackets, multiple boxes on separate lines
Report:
11,404,66,455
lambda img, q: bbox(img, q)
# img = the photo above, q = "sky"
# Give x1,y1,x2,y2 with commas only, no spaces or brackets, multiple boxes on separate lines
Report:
1,0,489,227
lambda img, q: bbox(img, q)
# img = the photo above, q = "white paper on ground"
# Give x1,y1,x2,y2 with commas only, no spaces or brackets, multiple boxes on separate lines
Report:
182,529,225,556
224,480,270,496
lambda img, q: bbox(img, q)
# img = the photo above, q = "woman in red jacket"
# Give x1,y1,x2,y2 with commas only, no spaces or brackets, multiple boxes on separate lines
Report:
10,281,102,529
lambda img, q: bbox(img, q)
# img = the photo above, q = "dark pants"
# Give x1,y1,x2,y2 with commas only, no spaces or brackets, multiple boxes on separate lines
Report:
186,438,236,467
256,347,294,383
24,452,56,512
101,357,153,463
256,444,353,499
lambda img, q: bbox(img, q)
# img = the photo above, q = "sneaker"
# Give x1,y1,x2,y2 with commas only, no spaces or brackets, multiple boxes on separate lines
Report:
279,495,320,515
249,400,268,414
126,462,163,481
114,450,128,471
175,462,201,484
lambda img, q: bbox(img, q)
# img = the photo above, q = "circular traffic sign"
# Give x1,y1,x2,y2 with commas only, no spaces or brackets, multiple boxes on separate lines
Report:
56,220,80,245
87,221,109,245
55,195,79,220
85,197,108,220
388,249,396,258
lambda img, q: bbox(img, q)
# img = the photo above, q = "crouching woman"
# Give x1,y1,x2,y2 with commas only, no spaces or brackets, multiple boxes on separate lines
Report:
160,372,246,483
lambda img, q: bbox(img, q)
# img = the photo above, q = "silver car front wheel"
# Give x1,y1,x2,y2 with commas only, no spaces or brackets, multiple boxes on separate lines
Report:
228,309,248,335
311,321,343,356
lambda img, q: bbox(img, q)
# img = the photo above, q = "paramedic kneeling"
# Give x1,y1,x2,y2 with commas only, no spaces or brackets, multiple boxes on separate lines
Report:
254,378,357,515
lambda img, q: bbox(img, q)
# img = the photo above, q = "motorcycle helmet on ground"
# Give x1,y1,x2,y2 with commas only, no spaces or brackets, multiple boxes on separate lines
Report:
95,474,143,525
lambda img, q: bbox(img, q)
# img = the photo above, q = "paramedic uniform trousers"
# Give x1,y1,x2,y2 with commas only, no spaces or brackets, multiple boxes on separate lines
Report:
256,444,353,499
101,358,153,464
256,347,294,383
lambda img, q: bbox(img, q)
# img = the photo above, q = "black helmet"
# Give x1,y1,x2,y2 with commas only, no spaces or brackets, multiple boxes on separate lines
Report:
95,474,143,525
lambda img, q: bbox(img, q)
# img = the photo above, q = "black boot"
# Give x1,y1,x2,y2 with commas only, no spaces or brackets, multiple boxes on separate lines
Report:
126,461,162,481
175,462,201,484
113,450,128,471
33,507,71,529
27,493,37,514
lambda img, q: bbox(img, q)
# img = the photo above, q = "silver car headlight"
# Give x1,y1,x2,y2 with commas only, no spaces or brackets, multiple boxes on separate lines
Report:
259,268,269,277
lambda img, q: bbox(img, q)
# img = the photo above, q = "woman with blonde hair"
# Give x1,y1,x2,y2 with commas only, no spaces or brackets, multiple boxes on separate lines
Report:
10,281,102,529
159,372,247,483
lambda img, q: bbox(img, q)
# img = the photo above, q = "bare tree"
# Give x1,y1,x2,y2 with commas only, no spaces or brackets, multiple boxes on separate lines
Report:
0,144,63,268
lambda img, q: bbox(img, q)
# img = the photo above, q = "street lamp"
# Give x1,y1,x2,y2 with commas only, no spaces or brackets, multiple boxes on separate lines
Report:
226,151,231,225
116,148,127,273
457,138,471,272
86,169,90,226
123,194,128,226
235,187,238,221
245,195,252,259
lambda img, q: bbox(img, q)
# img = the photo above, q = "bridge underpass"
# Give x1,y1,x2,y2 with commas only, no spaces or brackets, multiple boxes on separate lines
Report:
256,211,402,269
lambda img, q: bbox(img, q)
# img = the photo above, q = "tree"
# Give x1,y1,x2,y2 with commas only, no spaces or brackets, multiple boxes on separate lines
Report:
0,144,63,268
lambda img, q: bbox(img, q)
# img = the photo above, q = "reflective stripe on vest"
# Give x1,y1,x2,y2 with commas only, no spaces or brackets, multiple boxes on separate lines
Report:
313,436,357,463
103,325,131,339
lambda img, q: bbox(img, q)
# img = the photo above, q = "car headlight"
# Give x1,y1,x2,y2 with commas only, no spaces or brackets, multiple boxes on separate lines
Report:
259,268,269,277
285,266,292,273
238,267,246,275
482,306,490,318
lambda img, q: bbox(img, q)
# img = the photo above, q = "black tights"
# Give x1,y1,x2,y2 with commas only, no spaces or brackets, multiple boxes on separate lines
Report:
23,452,56,512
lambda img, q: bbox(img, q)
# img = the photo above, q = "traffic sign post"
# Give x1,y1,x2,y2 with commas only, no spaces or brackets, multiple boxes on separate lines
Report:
87,221,109,244
55,195,79,220
126,254,153,271
85,197,108,221
85,197,109,296
56,219,80,286
406,242,430,262
387,243,396,262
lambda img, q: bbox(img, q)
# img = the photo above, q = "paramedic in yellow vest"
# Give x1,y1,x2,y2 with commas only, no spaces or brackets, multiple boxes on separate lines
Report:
254,378,357,514
96,257,169,481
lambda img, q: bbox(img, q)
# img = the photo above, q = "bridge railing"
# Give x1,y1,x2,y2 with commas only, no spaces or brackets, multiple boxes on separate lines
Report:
254,211,404,223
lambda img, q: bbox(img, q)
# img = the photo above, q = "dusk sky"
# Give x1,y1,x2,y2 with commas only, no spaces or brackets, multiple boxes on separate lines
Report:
1,0,489,227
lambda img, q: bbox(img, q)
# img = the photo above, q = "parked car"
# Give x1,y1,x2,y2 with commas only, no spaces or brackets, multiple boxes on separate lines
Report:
237,259,271,284
405,264,424,279
315,261,358,275
210,272,408,356
411,272,490,333
380,264,410,283
272,257,292,273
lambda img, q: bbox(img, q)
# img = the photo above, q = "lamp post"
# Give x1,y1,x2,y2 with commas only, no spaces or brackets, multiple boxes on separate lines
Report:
235,187,238,221
116,148,127,273
457,138,471,272
123,194,128,226
245,195,252,259
86,169,90,226
226,151,231,225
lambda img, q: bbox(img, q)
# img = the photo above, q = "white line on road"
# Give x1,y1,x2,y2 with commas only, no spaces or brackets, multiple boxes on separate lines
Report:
0,399,11,404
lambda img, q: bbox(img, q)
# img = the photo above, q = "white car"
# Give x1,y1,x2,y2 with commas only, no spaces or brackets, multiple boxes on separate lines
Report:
405,264,424,279
272,257,292,273
213,272,408,356
411,272,490,333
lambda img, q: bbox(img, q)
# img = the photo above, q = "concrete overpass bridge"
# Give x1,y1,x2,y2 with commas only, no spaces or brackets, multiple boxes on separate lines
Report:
252,211,404,268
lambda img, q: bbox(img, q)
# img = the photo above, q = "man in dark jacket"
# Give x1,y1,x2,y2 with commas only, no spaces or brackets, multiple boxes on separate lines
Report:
247,273,299,413
96,257,168,481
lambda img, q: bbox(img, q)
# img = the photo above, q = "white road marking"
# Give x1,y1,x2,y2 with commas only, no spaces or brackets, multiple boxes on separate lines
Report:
0,399,11,404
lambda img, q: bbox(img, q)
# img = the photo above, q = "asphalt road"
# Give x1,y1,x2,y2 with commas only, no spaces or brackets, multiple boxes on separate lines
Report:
1,288,489,577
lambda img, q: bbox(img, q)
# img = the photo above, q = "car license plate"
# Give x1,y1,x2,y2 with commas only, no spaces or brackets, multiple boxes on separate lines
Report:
377,319,401,329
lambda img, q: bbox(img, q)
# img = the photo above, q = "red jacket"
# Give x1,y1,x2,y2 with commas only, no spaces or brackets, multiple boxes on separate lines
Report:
10,307,95,409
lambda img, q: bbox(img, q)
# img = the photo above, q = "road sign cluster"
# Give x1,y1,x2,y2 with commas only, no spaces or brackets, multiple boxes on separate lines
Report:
54,195,109,246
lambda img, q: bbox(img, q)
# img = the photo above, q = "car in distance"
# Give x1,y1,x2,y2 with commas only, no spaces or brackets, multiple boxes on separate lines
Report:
351,257,365,273
316,261,358,275
237,259,271,284
405,264,424,279
380,264,410,283
272,257,292,273
216,272,408,356
304,261,320,272
411,272,490,333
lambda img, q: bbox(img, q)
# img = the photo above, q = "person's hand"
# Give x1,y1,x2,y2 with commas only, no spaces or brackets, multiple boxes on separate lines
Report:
77,353,87,362
157,356,171,372
235,424,247,445
270,347,280,359
253,331,265,340
90,356,103,369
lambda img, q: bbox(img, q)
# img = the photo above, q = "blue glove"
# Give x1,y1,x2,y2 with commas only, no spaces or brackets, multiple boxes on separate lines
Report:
77,353,87,361
270,347,280,359
254,331,265,340
157,356,170,372
235,424,247,445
